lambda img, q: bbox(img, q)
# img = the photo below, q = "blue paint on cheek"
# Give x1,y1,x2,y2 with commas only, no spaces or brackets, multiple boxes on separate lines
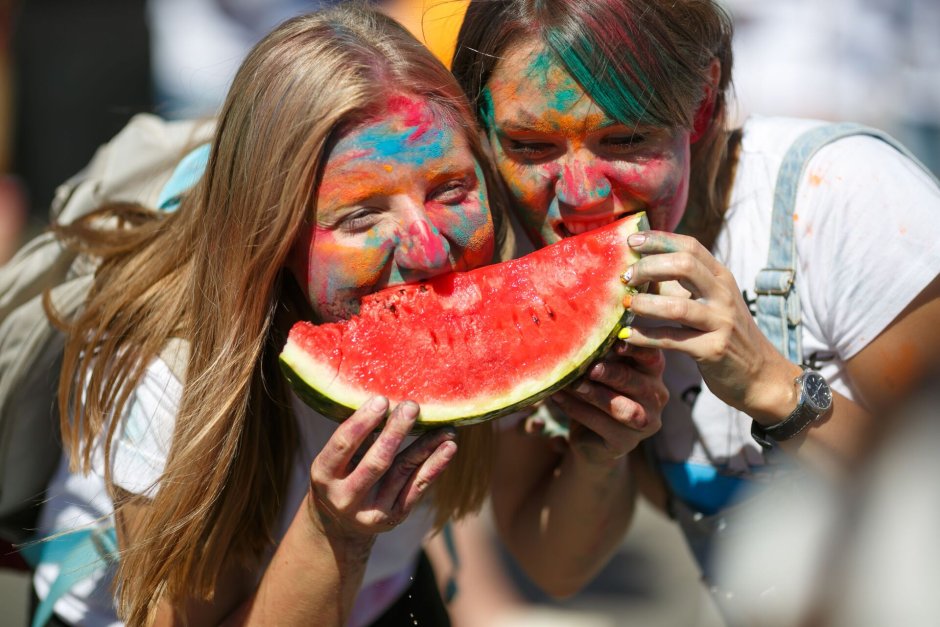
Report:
449,162,491,245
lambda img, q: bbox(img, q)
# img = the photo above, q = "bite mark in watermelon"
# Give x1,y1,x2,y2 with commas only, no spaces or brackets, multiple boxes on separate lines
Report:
280,212,648,428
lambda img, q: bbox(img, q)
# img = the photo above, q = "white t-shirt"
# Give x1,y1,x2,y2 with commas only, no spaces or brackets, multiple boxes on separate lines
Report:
34,356,434,626
653,116,940,514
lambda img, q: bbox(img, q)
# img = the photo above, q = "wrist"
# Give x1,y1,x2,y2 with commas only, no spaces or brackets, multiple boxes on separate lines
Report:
746,360,805,427
567,445,629,480
305,492,376,555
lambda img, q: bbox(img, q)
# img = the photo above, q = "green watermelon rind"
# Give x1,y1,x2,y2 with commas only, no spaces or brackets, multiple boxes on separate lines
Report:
279,212,648,430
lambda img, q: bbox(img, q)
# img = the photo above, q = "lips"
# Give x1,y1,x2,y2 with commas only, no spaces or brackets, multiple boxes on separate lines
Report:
554,212,634,238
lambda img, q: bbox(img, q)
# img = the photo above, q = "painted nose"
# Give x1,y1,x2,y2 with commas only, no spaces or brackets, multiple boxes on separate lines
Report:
393,216,452,280
555,158,612,210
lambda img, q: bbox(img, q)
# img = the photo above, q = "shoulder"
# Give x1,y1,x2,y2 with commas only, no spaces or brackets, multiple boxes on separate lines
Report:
739,115,829,159
739,115,939,194
734,115,940,217
731,116,831,205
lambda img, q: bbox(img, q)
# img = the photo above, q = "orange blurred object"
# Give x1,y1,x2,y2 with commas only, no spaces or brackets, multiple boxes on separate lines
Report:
380,0,470,68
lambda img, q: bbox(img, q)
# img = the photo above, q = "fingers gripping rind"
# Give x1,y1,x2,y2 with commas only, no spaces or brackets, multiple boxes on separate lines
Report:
315,396,389,479
347,402,419,494
374,428,456,515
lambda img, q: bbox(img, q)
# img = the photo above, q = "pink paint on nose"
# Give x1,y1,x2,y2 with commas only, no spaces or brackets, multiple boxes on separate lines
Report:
397,219,449,270
556,161,611,208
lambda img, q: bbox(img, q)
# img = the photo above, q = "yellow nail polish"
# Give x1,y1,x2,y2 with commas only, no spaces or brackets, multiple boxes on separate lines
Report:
618,327,632,340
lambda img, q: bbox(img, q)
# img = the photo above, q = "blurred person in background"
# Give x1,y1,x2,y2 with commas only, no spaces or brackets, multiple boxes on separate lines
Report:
713,366,940,626
3,0,152,235
722,0,940,175
146,0,337,119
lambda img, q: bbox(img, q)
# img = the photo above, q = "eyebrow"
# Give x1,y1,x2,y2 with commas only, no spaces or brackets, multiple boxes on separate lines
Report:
494,108,622,135
320,162,478,207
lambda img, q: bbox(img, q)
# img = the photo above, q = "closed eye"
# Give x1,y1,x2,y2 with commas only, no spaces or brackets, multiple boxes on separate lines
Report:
337,207,382,232
429,178,472,205
500,137,559,162
600,133,646,153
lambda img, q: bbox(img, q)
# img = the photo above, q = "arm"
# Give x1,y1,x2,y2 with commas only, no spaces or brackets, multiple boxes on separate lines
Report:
117,398,457,626
489,344,666,597
622,231,940,469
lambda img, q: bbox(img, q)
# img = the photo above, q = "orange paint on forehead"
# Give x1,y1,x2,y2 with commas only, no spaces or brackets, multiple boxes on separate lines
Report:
487,40,611,136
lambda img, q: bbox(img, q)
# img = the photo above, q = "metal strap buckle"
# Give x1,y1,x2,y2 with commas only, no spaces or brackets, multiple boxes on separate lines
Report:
754,268,795,296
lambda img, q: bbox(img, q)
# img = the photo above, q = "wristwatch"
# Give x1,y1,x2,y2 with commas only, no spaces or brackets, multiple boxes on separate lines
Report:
751,367,833,449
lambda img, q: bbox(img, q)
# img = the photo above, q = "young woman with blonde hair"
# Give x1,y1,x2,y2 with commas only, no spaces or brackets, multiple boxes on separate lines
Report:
30,4,664,626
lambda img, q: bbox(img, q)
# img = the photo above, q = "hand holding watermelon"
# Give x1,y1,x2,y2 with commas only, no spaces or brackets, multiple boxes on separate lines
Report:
306,396,457,539
619,230,803,422
550,342,667,466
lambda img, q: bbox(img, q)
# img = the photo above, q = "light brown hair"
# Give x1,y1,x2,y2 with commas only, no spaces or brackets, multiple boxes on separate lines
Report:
55,5,505,624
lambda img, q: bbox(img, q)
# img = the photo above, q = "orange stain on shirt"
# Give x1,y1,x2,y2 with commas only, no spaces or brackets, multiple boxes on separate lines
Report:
809,172,824,187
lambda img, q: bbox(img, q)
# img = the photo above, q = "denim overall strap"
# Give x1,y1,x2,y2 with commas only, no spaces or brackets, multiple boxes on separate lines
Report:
755,122,937,364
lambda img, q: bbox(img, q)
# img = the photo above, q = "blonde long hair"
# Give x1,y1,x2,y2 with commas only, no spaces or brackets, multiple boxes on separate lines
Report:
55,5,506,624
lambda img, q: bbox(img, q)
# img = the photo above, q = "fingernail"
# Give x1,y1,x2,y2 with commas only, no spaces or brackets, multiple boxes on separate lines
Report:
575,380,591,394
442,427,457,440
618,327,632,340
590,363,605,379
628,233,647,247
621,267,634,284
551,393,566,405
370,396,389,411
439,440,457,459
622,293,633,309
400,401,419,419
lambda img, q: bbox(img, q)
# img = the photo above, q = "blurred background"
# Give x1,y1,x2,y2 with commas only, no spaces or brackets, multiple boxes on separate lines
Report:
1,1,938,625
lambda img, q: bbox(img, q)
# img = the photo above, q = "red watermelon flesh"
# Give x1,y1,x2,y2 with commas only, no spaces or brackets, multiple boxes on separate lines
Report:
280,212,647,427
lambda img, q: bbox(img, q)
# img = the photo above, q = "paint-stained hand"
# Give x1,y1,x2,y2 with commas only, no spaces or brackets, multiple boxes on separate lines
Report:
307,397,457,542
548,342,667,466
619,231,801,422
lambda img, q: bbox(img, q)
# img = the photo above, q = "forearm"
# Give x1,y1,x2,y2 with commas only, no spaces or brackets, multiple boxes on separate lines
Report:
501,452,636,598
776,389,877,474
224,493,373,626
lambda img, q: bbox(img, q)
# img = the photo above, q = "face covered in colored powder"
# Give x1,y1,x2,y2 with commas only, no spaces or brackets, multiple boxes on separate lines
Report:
482,38,692,248
290,95,495,322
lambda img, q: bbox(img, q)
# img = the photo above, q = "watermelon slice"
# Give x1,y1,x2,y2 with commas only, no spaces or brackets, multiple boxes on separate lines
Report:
280,212,648,428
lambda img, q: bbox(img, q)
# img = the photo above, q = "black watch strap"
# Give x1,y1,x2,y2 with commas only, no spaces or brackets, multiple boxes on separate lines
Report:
751,403,819,449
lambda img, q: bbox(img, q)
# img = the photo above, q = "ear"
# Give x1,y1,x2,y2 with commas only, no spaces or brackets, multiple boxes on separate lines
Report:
690,59,721,144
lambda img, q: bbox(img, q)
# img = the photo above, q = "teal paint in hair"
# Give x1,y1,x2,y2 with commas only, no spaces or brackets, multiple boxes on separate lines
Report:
479,87,496,132
546,27,665,127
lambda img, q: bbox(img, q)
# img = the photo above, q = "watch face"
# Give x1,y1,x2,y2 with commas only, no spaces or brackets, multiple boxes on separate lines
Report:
804,370,833,412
